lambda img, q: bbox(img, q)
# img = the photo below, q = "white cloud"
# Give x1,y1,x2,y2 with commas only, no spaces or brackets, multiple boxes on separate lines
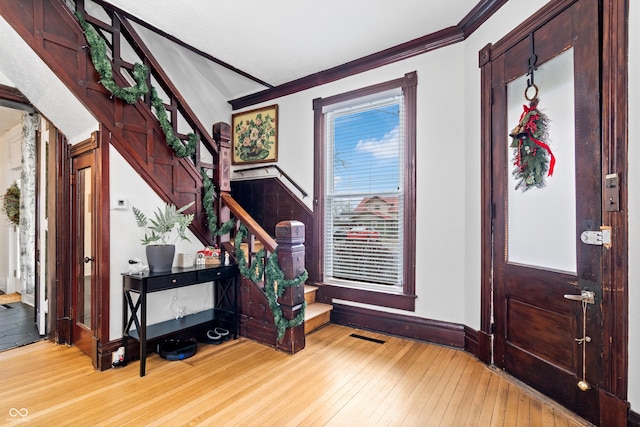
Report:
355,125,399,160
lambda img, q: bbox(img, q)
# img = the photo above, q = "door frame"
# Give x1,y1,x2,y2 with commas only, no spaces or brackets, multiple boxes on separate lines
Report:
479,0,629,420
58,128,110,369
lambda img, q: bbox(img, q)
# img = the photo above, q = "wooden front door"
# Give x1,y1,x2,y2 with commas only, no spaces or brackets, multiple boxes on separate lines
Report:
489,0,604,422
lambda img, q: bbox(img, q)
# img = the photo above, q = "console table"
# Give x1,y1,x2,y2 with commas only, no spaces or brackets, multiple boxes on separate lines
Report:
122,264,238,376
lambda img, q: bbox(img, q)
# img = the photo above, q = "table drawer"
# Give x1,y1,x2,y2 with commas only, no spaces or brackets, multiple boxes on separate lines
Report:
146,271,198,292
197,265,237,282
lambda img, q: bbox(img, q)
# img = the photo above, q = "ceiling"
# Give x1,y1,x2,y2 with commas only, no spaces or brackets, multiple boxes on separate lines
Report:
1,0,484,138
105,0,480,93
0,105,24,135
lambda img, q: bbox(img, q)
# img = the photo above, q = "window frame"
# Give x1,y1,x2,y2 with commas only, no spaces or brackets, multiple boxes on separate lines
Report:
312,71,417,311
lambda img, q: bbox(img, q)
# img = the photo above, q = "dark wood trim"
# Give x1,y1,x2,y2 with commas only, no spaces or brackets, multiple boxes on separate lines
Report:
55,133,72,344
331,303,464,348
312,97,325,284
598,389,630,427
479,43,493,342
92,0,272,89
403,72,417,297
68,131,98,157
0,83,31,107
487,0,576,60
463,325,479,356
312,72,417,308
231,27,461,110
229,0,509,110
629,409,640,427
601,0,629,399
458,0,508,38
315,284,416,312
463,325,491,365
96,127,110,362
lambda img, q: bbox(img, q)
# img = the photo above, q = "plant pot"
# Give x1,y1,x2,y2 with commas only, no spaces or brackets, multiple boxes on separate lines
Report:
146,245,175,272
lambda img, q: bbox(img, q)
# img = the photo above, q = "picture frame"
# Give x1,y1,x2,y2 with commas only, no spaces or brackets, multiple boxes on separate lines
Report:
231,104,278,164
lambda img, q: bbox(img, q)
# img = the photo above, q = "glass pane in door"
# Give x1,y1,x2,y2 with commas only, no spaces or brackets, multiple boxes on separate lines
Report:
507,48,577,273
77,167,92,329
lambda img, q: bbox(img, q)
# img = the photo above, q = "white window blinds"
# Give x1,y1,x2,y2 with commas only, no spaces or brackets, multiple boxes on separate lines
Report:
324,94,404,288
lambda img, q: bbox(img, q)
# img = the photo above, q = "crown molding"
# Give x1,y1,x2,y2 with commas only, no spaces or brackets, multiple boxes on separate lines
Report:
230,0,507,110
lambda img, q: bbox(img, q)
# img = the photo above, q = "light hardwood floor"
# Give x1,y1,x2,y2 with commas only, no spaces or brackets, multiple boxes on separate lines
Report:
0,324,592,426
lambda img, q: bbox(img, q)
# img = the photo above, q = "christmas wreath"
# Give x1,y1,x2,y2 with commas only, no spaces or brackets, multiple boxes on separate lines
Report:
2,182,20,226
510,97,555,191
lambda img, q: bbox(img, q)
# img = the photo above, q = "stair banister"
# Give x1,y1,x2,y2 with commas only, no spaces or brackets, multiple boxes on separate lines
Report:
115,13,218,157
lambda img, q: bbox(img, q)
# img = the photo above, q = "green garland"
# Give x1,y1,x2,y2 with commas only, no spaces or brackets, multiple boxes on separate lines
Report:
201,169,218,231
77,13,196,158
78,12,305,340
150,87,197,158
235,225,308,341
1,182,20,226
76,13,148,104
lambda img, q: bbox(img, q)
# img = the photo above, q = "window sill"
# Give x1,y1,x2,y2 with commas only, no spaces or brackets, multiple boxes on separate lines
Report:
310,281,416,311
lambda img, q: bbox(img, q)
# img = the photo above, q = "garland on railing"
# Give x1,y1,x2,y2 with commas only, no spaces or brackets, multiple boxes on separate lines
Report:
77,12,306,340
76,13,196,158
201,170,218,232
234,225,308,341
150,87,197,158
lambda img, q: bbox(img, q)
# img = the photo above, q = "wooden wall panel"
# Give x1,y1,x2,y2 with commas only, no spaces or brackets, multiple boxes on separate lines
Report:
0,0,214,245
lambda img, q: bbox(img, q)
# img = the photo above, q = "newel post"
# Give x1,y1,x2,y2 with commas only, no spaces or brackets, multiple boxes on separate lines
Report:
275,220,306,354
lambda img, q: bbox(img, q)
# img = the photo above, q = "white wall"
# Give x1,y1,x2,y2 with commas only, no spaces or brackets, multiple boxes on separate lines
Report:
244,0,547,327
627,0,639,414
108,146,213,341
0,123,22,294
0,16,97,144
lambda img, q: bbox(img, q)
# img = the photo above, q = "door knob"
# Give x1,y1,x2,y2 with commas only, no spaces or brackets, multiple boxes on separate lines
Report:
83,256,95,263
563,290,595,304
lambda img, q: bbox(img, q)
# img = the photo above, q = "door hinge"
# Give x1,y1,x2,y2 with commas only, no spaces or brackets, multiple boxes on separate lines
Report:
580,226,611,249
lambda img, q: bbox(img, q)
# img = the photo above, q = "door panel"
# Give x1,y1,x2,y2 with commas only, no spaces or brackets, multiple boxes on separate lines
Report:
492,0,602,421
71,152,96,359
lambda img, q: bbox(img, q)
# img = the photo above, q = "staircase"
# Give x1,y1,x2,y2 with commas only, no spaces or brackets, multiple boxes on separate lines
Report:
0,0,312,354
304,285,332,334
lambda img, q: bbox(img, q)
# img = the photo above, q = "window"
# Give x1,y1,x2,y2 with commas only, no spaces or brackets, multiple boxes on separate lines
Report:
313,72,417,309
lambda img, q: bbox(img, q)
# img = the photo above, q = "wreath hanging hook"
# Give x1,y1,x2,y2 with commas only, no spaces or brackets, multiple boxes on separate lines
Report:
525,32,539,102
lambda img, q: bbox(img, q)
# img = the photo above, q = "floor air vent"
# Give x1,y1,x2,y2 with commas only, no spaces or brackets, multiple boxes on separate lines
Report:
350,333,385,344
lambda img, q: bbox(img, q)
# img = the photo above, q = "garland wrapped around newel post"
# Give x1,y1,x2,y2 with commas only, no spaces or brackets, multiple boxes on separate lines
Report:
235,224,307,342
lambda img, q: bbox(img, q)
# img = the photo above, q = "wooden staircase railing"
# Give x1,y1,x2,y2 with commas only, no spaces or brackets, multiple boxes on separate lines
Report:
0,0,305,354
218,192,305,353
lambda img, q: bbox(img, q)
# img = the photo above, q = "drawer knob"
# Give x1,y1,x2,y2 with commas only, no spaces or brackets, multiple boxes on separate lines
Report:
172,279,177,283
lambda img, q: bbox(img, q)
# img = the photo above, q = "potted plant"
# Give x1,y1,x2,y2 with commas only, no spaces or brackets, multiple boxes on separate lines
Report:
133,201,195,272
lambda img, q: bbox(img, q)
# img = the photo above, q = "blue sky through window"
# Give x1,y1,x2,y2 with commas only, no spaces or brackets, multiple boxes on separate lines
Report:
332,102,401,197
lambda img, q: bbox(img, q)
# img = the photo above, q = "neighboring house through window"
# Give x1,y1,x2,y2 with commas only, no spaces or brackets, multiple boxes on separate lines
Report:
313,72,417,310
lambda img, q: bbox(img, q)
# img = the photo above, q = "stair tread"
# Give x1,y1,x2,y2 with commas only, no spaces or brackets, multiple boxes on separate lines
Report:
304,284,319,293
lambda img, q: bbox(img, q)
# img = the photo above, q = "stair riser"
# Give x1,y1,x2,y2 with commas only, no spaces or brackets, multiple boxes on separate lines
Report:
305,310,331,334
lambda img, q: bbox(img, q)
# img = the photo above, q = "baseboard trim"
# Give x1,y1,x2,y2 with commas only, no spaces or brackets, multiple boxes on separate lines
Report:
629,409,640,427
464,325,478,355
331,303,464,348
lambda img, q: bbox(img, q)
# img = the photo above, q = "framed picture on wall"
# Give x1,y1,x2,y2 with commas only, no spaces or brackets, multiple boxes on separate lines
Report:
231,104,278,164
